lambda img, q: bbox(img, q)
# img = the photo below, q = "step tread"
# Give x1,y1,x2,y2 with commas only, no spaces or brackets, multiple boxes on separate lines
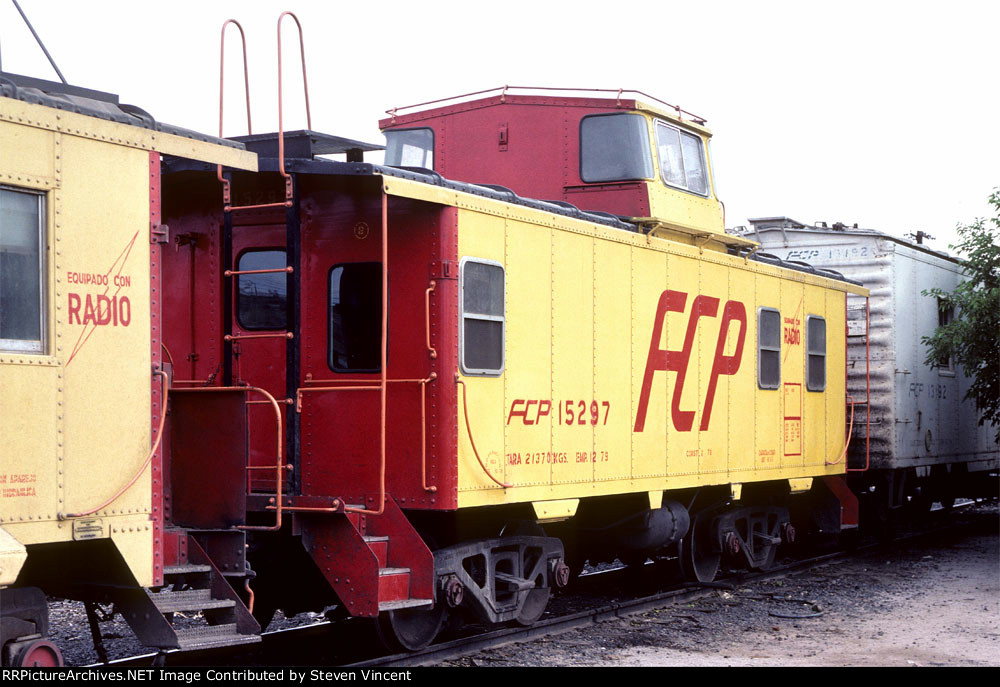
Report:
378,598,434,612
174,623,261,650
149,589,236,613
364,535,390,542
379,567,410,576
163,564,212,576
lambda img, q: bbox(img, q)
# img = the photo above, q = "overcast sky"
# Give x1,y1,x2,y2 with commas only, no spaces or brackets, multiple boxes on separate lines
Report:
2,0,997,252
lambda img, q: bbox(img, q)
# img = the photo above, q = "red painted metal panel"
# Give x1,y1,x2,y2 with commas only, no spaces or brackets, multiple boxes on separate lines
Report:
162,528,188,568
381,95,652,216
161,173,226,389
168,389,247,529
822,475,859,528
298,514,381,617
368,539,388,568
297,176,457,511
149,152,165,586
378,571,410,603
366,497,434,602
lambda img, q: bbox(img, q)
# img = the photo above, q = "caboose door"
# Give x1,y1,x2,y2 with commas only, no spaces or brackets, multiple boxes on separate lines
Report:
229,218,292,494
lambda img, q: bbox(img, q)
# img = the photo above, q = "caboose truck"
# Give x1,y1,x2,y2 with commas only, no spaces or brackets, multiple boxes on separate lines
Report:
167,78,865,651
1,17,871,660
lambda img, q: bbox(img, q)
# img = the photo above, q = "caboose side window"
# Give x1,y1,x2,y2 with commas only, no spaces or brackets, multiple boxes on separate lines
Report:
758,307,781,389
654,121,709,196
936,298,955,374
579,114,655,183
460,258,504,376
329,262,383,373
0,187,45,353
384,128,434,169
806,315,826,391
236,249,287,330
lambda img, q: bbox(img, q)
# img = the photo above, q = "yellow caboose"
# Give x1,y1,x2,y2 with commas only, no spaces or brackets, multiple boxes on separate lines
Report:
0,73,254,665
379,88,868,591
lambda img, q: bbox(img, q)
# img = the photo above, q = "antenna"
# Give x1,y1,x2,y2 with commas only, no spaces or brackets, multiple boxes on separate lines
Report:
905,230,935,245
10,0,68,84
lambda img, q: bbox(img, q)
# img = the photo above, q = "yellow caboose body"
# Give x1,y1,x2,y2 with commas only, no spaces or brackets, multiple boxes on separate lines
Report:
1,75,254,664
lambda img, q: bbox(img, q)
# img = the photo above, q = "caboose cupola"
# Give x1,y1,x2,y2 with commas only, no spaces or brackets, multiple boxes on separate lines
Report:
380,87,735,250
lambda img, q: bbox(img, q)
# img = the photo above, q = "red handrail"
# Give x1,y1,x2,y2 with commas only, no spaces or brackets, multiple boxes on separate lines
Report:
848,297,872,472
386,86,707,124
217,19,252,210
275,11,312,205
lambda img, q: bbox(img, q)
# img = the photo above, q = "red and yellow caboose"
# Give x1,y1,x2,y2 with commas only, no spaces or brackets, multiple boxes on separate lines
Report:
1,55,868,662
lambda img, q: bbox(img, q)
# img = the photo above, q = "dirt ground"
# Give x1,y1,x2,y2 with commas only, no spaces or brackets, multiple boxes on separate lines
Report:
445,508,1000,667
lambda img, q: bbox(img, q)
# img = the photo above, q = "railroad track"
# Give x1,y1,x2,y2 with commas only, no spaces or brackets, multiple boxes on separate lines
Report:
101,500,990,668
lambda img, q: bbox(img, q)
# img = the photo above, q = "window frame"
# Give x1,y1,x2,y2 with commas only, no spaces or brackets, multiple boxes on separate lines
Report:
757,306,781,390
234,247,288,332
383,127,435,170
0,185,46,354
653,119,710,198
459,256,505,377
327,261,385,374
936,298,956,376
578,112,656,184
806,315,827,391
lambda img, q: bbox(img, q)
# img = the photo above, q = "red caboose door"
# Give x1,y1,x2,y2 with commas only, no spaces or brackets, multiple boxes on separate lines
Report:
229,219,291,493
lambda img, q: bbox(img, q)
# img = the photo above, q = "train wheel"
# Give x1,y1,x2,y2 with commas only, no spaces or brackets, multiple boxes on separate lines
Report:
375,603,447,652
9,639,63,667
680,512,720,583
515,586,550,626
500,520,552,626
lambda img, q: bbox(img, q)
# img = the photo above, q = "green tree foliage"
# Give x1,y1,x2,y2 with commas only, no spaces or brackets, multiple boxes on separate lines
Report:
922,188,1000,443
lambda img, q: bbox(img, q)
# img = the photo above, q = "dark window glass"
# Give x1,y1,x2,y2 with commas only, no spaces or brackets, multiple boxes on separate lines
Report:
236,250,287,330
463,319,503,371
580,114,655,182
384,128,434,169
1,188,44,352
329,262,382,372
758,308,780,389
461,260,504,375
936,298,955,372
806,316,826,391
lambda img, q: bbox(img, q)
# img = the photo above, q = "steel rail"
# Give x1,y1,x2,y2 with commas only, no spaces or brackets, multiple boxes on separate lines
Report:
97,499,989,668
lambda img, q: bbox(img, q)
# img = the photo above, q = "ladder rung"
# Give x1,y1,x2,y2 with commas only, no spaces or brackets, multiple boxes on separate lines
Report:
225,267,294,277
224,332,293,341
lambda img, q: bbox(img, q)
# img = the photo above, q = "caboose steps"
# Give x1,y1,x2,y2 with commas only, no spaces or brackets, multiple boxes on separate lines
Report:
297,496,435,619
114,536,261,652
365,536,390,568
148,588,238,614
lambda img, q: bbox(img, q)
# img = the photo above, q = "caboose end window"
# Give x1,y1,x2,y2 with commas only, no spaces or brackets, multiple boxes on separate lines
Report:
384,128,434,169
758,307,780,389
806,315,826,391
236,249,288,330
0,187,45,354
460,258,504,376
654,121,709,196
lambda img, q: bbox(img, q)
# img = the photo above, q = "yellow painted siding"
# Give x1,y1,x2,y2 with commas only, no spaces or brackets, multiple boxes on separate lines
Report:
453,201,854,508
1,100,253,586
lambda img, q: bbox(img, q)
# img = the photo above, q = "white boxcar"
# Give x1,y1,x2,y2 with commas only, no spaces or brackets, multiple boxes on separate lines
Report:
747,217,997,509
